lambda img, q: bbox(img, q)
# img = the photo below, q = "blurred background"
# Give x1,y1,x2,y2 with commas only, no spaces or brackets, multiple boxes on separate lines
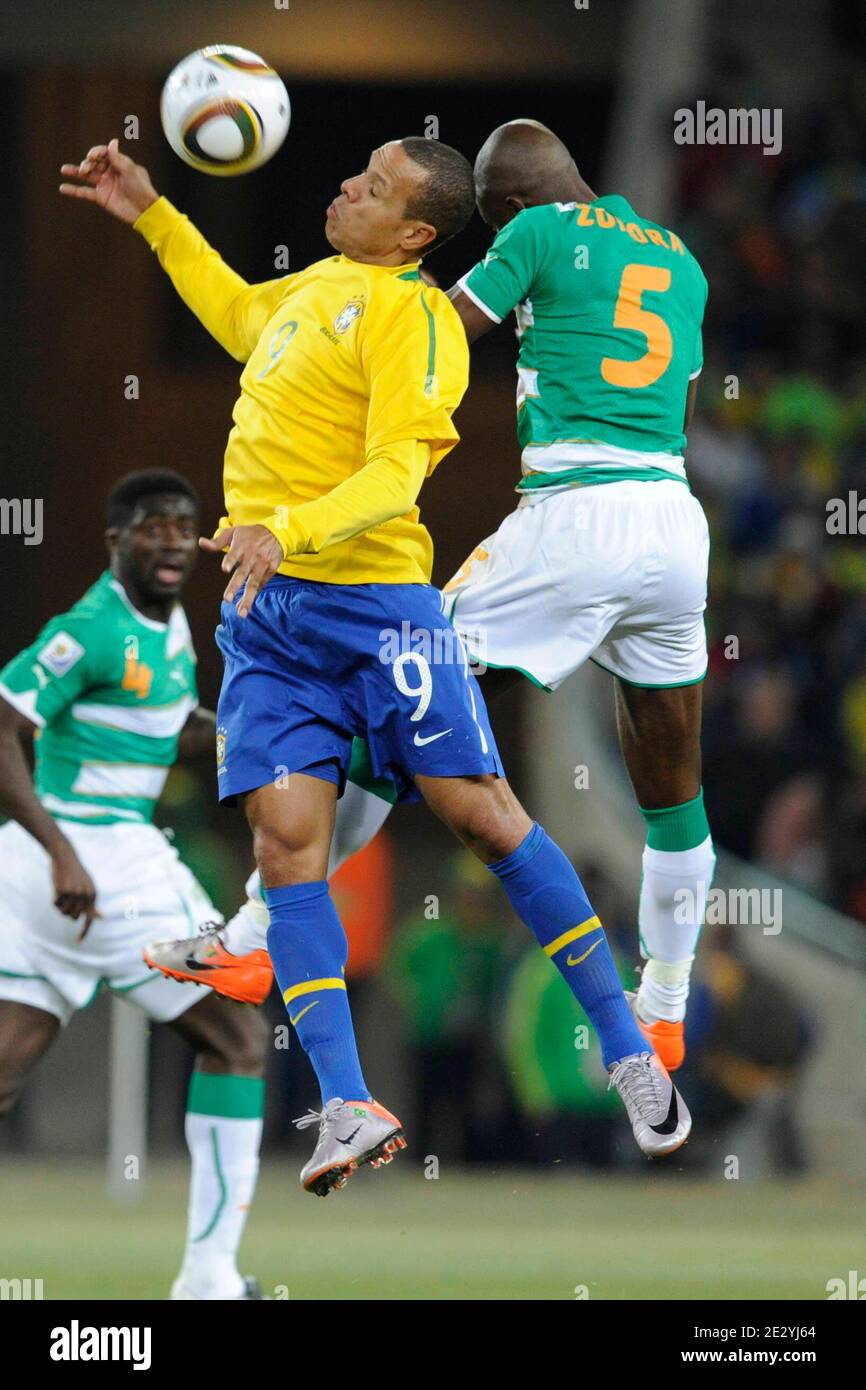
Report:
1,0,865,1299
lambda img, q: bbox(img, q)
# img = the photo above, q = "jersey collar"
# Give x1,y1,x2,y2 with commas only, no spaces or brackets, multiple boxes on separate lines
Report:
339,255,422,281
108,576,170,631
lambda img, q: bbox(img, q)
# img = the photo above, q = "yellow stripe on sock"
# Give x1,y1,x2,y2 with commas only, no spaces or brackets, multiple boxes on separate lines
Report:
282,976,346,1007
543,916,602,958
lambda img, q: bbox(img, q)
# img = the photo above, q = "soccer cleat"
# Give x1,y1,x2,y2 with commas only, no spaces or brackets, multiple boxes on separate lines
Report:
170,1274,267,1300
143,924,273,1006
607,1051,691,1158
294,1097,406,1197
626,989,686,1071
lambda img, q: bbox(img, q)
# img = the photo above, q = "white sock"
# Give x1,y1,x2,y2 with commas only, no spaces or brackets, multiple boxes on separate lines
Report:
177,1109,263,1300
636,834,716,1023
222,886,269,957
222,781,394,957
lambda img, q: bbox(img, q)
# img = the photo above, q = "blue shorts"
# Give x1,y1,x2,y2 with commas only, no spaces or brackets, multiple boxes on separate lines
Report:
215,578,504,804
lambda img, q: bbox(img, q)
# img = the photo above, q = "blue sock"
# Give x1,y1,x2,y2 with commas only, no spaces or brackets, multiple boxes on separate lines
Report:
488,823,646,1067
265,881,370,1105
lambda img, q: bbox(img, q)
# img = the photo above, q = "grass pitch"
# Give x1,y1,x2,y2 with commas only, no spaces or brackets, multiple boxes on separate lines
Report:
1,1158,860,1300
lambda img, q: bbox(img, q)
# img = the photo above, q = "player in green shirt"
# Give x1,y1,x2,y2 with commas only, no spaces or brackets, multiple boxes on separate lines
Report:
152,122,716,1080
441,120,715,1072
0,468,268,1300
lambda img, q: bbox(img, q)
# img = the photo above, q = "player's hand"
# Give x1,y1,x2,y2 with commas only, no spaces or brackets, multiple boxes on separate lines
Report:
201,525,285,619
50,841,100,941
59,138,159,225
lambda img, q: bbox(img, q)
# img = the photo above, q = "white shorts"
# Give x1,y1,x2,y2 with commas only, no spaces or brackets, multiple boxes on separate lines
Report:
444,480,709,691
0,819,219,1026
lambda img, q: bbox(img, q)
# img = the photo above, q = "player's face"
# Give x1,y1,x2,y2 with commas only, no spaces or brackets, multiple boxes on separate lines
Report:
325,141,435,261
111,493,199,601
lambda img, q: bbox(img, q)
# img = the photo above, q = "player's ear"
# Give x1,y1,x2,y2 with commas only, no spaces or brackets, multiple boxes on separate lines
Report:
403,221,437,253
502,195,526,224
104,525,119,557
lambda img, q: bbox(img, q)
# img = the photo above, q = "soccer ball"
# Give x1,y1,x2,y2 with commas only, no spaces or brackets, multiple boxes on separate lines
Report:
160,45,290,176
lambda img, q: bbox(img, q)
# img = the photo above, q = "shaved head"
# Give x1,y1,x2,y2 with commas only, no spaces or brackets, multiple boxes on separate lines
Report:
474,119,594,229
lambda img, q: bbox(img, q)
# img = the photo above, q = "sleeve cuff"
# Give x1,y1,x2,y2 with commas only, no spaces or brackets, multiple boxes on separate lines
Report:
261,513,305,557
0,681,45,728
456,275,503,324
132,195,183,245
688,366,703,381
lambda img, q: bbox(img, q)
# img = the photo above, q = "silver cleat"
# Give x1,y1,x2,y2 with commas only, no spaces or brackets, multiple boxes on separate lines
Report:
608,1051,691,1157
294,1097,406,1196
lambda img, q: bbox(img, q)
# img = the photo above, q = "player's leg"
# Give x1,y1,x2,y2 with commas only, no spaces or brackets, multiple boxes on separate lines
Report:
90,819,266,1300
247,774,403,1194
416,770,690,1156
166,992,268,1300
145,755,396,999
0,1001,60,1121
614,678,715,1066
224,742,397,956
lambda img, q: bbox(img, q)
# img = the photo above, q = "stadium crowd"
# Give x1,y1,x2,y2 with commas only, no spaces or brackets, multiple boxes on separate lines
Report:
677,58,866,922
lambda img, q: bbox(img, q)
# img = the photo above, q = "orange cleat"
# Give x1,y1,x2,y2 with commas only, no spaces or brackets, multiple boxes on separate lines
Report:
626,991,686,1071
143,925,274,1005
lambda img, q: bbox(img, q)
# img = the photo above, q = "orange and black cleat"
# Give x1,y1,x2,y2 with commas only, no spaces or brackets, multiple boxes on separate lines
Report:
143,925,274,1006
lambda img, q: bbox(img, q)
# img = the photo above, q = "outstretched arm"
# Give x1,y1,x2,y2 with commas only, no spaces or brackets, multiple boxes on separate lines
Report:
59,139,288,361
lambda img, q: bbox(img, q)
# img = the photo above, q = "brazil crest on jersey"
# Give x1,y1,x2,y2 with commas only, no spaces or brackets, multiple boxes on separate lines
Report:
458,197,708,492
0,572,198,825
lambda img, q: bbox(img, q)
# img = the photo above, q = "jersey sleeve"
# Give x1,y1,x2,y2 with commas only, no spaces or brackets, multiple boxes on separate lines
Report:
457,208,543,323
361,287,470,475
134,197,293,362
0,613,105,728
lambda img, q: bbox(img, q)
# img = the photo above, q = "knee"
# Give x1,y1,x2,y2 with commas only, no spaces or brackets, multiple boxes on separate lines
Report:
253,821,324,887
449,780,532,864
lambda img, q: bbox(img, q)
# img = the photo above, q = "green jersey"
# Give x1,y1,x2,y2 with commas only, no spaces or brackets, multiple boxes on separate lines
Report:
0,571,198,826
458,196,708,492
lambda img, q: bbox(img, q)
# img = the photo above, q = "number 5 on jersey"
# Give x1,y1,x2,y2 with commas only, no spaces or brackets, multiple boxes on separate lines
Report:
602,264,672,389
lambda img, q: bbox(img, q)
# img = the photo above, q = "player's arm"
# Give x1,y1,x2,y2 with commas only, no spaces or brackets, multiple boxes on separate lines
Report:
59,139,287,361
684,376,699,431
0,697,98,934
445,286,496,344
685,300,706,432
206,440,433,617
177,706,217,760
445,209,541,344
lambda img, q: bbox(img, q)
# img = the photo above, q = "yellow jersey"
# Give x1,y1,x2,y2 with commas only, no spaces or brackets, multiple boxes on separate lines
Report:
134,197,470,584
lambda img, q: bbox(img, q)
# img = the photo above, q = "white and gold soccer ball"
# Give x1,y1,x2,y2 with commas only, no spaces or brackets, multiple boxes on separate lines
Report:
160,45,290,176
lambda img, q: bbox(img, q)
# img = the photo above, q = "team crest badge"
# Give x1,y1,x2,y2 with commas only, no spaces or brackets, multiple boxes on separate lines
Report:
333,298,365,334
216,728,227,768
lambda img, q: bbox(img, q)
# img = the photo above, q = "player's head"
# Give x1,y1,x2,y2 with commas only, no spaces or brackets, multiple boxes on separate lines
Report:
474,119,589,230
325,137,475,262
106,469,200,601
